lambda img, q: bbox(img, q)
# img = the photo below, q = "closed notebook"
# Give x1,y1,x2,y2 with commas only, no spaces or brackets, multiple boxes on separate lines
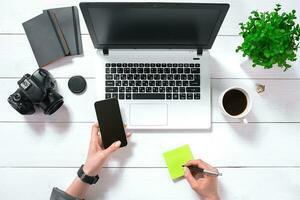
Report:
22,11,70,67
44,6,83,55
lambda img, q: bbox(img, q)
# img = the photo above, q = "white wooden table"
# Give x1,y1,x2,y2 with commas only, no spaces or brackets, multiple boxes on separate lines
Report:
1,0,300,199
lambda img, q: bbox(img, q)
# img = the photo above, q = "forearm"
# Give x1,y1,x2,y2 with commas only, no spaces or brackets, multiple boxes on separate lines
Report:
66,177,90,199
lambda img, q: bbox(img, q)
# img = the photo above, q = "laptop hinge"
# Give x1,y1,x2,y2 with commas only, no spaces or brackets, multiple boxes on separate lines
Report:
103,48,202,55
197,49,203,56
103,48,109,55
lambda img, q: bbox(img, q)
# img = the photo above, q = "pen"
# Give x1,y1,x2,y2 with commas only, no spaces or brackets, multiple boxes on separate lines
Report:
182,165,222,177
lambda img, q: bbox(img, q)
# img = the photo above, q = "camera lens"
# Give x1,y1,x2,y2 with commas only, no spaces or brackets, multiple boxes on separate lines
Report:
39,91,64,115
46,99,64,115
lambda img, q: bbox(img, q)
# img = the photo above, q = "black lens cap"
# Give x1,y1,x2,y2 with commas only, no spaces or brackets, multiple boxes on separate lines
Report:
68,76,87,94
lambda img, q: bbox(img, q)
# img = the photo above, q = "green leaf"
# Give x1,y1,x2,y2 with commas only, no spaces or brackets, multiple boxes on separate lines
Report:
236,3,299,71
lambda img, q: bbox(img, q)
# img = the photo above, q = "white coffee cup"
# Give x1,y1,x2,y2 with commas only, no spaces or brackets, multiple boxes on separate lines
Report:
219,86,252,124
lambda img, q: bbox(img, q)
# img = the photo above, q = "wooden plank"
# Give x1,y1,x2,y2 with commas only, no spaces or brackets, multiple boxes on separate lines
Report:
210,36,300,78
1,35,300,78
1,1,299,199
0,35,97,78
1,78,97,122
1,79,300,122
0,0,299,35
212,79,300,123
1,167,300,200
1,123,300,167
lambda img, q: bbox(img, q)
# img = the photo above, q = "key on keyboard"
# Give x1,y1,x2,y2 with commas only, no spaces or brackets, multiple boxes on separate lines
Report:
105,63,201,100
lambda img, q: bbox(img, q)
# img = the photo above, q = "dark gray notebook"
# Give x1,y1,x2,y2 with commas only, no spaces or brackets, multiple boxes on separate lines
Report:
44,6,83,55
23,11,70,67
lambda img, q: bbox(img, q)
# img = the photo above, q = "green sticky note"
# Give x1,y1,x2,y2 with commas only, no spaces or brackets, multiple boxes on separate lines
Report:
163,144,193,180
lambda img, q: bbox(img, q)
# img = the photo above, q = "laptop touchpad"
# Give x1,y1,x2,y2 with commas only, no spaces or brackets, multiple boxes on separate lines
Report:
130,104,168,126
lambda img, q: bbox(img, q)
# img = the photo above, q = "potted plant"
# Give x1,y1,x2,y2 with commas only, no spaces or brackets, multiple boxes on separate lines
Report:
236,4,300,71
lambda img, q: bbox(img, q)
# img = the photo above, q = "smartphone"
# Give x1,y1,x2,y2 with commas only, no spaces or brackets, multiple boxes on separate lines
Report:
94,98,127,149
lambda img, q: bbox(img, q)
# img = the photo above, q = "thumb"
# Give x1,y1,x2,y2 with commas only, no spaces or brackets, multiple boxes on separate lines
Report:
103,141,121,156
184,167,198,189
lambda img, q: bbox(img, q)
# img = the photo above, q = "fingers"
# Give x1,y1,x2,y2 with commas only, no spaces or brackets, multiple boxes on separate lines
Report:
184,167,199,190
94,123,131,151
91,123,100,144
103,141,121,156
185,159,212,170
124,124,132,139
90,123,104,149
185,159,219,177
126,132,132,138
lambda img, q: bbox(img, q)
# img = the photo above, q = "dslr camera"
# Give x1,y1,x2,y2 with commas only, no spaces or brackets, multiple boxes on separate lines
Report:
8,69,64,115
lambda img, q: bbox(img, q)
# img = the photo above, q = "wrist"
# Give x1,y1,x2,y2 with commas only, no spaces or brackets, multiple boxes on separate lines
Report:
74,177,89,186
83,163,98,176
78,165,99,185
201,194,220,200
66,177,90,199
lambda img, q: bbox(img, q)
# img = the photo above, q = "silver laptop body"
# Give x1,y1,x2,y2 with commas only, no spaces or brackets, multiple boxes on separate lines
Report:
81,2,230,129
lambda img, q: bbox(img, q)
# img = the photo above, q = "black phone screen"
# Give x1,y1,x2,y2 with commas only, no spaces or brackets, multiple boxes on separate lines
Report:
94,99,127,149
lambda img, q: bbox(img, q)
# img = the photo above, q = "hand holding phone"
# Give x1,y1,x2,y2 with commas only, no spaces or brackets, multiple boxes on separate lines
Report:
94,99,127,149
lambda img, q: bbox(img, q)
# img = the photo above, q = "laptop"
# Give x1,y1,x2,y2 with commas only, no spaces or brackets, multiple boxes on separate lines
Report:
80,2,229,129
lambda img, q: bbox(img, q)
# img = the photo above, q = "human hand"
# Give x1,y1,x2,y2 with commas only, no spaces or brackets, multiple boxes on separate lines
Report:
184,159,220,200
83,123,131,176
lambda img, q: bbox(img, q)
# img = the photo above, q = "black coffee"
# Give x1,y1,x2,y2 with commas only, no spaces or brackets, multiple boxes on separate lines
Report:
222,89,247,116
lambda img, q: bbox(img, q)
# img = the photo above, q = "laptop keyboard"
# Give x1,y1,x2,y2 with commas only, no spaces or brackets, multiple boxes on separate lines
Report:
105,63,201,100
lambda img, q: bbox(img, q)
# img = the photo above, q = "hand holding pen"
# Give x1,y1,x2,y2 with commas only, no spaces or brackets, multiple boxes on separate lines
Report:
184,159,220,200
182,165,222,177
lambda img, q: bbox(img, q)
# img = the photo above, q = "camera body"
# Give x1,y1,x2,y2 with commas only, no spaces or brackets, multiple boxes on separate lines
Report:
8,69,64,115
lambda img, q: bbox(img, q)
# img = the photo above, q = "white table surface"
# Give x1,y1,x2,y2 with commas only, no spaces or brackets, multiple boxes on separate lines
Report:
1,0,300,199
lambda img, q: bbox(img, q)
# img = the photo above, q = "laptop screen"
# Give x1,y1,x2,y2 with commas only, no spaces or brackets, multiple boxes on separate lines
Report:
80,3,229,50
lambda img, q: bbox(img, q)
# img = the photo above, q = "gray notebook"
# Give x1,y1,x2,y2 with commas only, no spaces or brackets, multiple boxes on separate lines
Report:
44,6,83,55
23,11,70,67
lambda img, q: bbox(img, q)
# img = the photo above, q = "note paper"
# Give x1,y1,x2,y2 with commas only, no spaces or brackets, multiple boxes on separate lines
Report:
163,144,193,180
